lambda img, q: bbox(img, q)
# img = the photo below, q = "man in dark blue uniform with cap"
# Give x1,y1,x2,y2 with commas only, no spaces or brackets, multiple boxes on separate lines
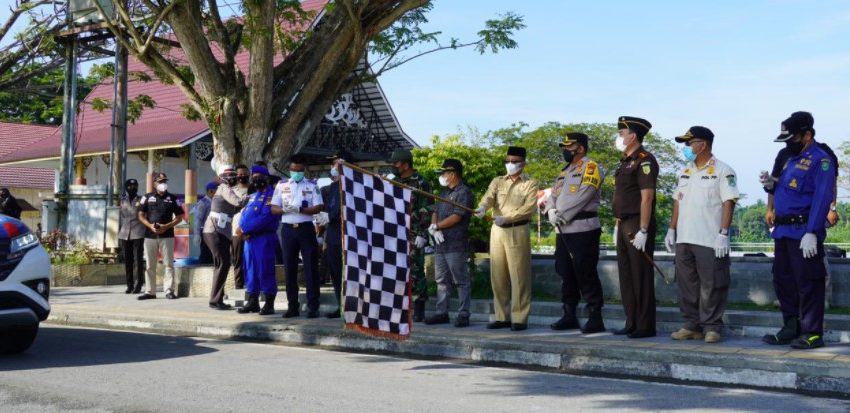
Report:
237,165,280,315
763,111,835,350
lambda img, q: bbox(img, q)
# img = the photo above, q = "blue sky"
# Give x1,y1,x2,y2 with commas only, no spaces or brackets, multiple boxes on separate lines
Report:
378,0,850,203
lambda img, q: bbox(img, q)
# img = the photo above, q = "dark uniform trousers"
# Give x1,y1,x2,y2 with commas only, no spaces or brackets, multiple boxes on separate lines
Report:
326,242,343,305
120,239,145,290
204,232,232,305
280,223,320,312
615,216,656,333
555,228,603,311
773,237,826,334
232,238,245,289
198,239,213,264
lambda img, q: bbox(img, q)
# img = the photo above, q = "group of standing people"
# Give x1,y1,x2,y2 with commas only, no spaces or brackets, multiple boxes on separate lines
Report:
115,110,836,350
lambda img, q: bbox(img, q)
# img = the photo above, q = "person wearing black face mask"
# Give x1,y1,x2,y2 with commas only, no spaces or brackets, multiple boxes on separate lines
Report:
117,179,145,293
203,165,249,308
544,132,606,334
237,165,280,315
232,164,251,288
761,111,837,350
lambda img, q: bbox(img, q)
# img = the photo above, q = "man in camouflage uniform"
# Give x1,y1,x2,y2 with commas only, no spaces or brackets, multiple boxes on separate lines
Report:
389,148,434,322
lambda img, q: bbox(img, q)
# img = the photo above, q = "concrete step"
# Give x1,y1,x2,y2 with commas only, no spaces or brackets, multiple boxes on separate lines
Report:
223,289,850,342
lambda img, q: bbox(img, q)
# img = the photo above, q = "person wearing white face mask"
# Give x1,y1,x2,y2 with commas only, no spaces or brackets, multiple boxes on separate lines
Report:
475,146,539,331
137,172,185,300
425,159,475,327
666,126,738,344
611,116,658,339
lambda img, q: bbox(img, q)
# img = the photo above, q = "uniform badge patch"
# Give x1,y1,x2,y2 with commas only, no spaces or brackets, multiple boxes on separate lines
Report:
726,175,736,187
569,185,578,193
790,178,797,188
641,163,651,175
822,159,831,171
707,166,715,175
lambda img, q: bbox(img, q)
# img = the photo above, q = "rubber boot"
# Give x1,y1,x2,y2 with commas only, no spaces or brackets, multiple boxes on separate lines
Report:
581,306,605,334
259,295,276,315
413,301,425,322
238,294,260,314
550,304,580,330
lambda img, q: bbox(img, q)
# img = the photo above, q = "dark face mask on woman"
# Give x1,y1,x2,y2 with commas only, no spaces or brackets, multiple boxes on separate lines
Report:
562,149,575,164
785,138,805,155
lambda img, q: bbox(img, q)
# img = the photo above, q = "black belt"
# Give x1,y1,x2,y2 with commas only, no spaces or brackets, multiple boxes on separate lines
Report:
616,214,639,221
496,220,529,228
281,222,313,228
572,211,598,220
775,214,808,225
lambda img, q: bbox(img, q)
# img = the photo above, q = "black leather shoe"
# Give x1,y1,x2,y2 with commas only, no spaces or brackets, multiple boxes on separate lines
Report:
132,286,142,294
612,327,633,335
486,321,511,329
326,309,341,319
282,309,300,318
165,292,177,299
454,317,470,328
424,313,450,325
413,301,425,322
550,315,580,331
627,330,656,339
307,310,320,319
137,293,156,300
125,287,133,294
209,302,232,310
510,323,527,331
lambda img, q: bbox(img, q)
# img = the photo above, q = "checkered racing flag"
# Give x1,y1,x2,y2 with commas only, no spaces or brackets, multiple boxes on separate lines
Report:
341,164,412,339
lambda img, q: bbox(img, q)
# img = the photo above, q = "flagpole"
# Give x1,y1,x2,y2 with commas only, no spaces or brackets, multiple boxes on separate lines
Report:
341,161,478,215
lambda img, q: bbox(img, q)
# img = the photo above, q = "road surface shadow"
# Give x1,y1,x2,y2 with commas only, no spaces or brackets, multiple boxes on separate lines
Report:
0,326,217,371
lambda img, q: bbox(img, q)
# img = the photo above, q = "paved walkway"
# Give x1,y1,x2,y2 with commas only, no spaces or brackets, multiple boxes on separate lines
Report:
45,286,850,397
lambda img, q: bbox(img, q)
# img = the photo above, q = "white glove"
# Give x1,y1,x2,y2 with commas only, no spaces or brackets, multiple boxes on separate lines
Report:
714,233,730,258
664,228,676,253
432,230,445,245
428,223,438,235
631,230,647,251
493,215,506,226
800,233,818,259
313,211,329,226
385,173,396,181
474,206,487,218
414,236,427,249
547,209,564,227
283,204,299,214
759,170,774,191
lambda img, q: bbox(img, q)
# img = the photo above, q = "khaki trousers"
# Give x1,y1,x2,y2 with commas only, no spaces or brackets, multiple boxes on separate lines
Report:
144,237,176,296
489,224,532,323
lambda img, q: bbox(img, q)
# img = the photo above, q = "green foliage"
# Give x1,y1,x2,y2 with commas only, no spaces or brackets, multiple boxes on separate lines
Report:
127,94,157,124
0,63,109,125
475,12,526,54
732,199,770,242
412,134,505,250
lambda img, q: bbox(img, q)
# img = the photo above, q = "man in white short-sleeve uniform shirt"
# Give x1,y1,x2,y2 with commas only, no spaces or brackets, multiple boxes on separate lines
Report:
271,153,324,318
665,126,739,344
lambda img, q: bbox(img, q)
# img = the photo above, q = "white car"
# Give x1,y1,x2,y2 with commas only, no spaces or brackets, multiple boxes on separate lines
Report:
0,214,51,354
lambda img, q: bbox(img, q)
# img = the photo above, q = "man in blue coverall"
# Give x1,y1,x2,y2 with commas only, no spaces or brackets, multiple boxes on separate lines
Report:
237,165,280,315
762,111,836,350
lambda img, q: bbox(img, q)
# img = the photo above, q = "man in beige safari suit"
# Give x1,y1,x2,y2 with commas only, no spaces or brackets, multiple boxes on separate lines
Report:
475,146,539,331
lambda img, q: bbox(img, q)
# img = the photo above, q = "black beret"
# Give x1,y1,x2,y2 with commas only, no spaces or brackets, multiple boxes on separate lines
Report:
775,111,814,142
617,116,652,139
559,132,589,149
507,146,527,158
675,126,714,143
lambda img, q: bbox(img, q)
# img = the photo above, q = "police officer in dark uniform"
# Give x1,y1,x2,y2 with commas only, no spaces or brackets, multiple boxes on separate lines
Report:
118,179,146,294
137,173,184,300
545,133,606,333
612,116,659,339
762,111,835,350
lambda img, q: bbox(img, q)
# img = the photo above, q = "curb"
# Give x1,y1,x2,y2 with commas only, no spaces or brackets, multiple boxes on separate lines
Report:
46,308,850,398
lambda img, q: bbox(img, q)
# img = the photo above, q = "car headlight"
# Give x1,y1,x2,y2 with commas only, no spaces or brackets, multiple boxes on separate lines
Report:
8,231,39,260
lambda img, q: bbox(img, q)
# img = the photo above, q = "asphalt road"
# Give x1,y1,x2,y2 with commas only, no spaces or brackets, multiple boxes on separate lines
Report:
1,326,848,413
